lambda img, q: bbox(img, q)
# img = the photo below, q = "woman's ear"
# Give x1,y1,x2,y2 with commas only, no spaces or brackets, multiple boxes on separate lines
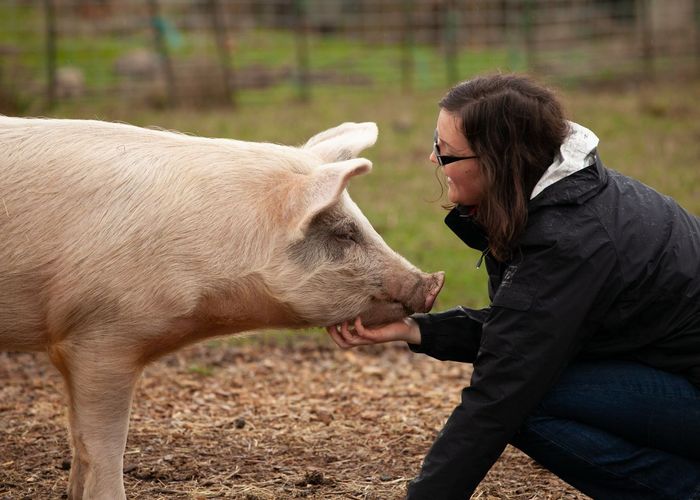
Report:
302,122,378,163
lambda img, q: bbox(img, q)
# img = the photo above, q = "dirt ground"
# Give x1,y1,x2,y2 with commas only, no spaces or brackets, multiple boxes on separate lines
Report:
0,336,589,499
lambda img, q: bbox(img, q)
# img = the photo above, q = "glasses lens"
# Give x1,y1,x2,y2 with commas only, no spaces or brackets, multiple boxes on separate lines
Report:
433,130,443,166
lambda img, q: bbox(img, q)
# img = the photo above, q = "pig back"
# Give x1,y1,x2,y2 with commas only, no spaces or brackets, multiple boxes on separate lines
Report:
0,117,301,349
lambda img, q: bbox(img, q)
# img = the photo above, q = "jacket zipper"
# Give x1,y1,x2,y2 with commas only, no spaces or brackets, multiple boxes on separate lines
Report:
475,249,489,269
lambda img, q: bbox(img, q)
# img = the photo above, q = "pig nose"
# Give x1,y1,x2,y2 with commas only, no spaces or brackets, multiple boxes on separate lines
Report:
424,271,445,311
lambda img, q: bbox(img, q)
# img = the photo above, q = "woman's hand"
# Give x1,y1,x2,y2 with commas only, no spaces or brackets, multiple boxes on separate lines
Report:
326,316,421,349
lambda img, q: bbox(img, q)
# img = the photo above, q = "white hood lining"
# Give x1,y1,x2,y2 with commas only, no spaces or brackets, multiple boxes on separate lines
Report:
530,121,599,200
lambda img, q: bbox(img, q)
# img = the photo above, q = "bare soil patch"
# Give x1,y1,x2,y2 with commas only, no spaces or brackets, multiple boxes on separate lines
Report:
0,337,588,499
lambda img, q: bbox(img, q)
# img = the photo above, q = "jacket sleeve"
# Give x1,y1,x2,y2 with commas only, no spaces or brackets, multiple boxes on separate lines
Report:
407,222,619,499
408,307,489,363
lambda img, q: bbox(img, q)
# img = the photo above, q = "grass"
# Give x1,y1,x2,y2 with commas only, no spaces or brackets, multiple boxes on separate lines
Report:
0,3,518,91
186,363,215,377
40,77,700,330
2,3,698,335
5,2,654,102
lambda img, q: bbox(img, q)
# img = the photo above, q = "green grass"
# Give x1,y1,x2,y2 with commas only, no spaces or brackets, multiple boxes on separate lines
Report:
3,3,698,343
1,2,690,109
186,363,215,377
44,78,700,331
0,4,522,98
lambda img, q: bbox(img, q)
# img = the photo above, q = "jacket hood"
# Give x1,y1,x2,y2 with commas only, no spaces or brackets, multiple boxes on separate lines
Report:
530,121,599,200
445,121,606,252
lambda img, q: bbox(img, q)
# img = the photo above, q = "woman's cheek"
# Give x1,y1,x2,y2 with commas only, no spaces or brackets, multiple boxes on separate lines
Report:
447,183,462,204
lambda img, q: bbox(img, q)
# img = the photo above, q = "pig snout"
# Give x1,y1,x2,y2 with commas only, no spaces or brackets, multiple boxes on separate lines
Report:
359,270,445,327
410,271,445,314
423,271,445,312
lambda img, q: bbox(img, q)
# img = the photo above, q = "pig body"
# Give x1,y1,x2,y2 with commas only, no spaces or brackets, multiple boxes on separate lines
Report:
0,116,443,499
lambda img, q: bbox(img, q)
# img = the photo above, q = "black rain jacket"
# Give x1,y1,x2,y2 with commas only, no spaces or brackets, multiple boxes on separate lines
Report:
406,154,700,499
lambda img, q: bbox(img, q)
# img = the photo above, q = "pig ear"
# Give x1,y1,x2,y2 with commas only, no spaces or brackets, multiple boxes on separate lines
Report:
302,122,378,162
295,157,372,235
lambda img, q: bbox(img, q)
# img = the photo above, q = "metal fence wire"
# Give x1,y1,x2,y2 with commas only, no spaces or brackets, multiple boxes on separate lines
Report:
0,0,698,110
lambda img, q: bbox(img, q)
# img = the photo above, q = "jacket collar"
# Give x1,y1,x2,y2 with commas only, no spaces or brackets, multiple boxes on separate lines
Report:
444,206,488,252
444,154,608,251
527,153,607,212
530,121,599,199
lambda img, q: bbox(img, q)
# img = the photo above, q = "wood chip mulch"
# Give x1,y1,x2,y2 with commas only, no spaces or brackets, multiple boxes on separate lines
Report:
0,335,589,499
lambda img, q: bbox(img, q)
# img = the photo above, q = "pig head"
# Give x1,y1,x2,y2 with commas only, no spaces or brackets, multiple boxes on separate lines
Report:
264,122,444,329
0,116,443,500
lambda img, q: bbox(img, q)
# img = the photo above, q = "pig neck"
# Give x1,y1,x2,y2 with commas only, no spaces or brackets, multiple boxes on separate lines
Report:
138,273,305,363
195,273,305,330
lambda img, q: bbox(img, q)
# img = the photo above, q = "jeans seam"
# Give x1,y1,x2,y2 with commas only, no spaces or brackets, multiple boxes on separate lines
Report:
527,423,677,500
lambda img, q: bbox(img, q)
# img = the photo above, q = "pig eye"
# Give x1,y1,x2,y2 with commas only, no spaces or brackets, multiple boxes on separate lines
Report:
332,222,359,244
334,230,357,244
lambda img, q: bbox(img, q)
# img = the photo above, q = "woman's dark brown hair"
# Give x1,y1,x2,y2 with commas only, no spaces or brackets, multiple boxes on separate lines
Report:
439,73,569,261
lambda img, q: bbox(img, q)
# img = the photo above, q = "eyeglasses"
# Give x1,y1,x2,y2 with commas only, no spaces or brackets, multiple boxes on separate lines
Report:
433,129,479,166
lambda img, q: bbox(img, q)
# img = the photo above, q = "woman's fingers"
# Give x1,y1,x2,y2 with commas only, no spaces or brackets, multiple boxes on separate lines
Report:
340,319,376,346
326,317,408,348
326,322,367,349
354,316,366,336
354,316,407,343
326,324,351,349
340,320,366,345
351,316,378,341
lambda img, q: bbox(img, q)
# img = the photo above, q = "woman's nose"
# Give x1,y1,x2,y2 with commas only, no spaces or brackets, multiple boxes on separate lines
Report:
429,150,438,164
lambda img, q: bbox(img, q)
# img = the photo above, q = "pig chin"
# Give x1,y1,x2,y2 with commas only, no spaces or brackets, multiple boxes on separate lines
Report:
355,271,445,327
356,300,416,328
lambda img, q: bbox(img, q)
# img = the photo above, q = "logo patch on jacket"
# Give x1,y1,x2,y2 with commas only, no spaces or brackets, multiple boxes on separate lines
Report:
501,265,518,287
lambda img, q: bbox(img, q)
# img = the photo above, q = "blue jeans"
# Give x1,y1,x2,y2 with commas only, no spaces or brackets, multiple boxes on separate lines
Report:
510,360,700,500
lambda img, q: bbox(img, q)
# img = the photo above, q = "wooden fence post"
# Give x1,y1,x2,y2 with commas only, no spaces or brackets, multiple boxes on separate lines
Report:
147,0,177,106
444,0,459,85
522,0,536,72
695,0,700,71
44,0,57,109
294,0,311,102
208,0,236,107
636,0,655,79
401,0,415,93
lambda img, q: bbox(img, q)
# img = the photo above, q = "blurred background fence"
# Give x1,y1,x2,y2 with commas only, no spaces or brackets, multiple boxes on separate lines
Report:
1,0,699,112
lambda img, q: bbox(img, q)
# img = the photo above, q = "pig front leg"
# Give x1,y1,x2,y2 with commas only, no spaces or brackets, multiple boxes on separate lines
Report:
49,338,141,500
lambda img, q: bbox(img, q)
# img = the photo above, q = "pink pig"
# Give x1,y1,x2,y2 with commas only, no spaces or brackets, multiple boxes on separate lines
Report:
0,117,443,499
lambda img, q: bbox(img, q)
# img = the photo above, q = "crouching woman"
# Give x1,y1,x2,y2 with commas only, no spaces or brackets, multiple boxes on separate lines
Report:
328,74,700,499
